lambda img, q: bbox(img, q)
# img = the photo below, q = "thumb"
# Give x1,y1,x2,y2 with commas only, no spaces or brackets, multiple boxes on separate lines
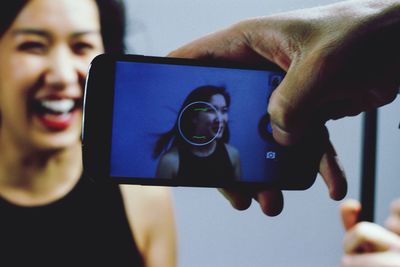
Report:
267,52,322,146
340,199,362,231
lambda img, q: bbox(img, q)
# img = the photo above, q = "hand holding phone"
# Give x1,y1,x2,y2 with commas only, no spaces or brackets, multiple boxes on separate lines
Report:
82,54,325,190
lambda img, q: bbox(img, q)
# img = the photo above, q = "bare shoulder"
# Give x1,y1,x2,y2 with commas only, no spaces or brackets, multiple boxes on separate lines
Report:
120,185,176,266
156,147,179,178
119,184,173,218
224,143,242,180
159,147,179,165
224,143,240,161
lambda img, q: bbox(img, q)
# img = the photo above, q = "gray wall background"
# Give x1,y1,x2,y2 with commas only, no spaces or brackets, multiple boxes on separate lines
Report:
123,1,400,266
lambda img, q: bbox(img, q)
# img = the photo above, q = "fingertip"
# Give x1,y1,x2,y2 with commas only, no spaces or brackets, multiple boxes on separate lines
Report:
319,142,348,201
340,199,361,231
330,174,348,201
255,190,284,216
390,198,400,214
232,198,253,211
218,188,252,211
167,46,193,58
166,49,178,57
341,199,361,210
270,122,300,146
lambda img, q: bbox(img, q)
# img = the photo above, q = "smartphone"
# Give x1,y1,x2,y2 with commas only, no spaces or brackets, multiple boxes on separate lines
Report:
82,54,325,190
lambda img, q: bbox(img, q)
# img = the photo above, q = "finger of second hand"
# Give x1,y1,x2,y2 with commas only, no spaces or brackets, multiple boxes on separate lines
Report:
385,216,400,237
340,199,362,231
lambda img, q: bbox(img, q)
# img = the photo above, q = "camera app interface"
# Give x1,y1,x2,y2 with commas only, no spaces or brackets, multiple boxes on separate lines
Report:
111,61,284,183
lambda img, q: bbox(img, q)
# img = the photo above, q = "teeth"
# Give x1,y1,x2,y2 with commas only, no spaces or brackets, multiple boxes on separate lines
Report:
40,99,75,113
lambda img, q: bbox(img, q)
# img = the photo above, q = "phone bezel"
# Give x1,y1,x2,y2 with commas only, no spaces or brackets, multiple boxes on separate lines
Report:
82,54,324,190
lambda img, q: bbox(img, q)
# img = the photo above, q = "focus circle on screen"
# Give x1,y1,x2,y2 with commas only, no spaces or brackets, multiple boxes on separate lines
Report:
178,101,221,146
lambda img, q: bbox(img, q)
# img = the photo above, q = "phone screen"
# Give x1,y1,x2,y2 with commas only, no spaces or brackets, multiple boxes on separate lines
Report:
109,60,285,184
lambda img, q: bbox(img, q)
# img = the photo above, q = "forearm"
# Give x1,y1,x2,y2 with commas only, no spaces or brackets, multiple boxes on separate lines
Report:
168,0,400,216
283,0,400,19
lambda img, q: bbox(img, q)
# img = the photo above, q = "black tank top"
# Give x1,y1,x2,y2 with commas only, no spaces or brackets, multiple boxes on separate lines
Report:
0,176,144,266
177,141,234,182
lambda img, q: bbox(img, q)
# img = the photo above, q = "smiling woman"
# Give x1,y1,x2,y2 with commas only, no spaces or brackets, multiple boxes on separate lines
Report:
0,0,103,150
0,0,176,266
153,85,241,182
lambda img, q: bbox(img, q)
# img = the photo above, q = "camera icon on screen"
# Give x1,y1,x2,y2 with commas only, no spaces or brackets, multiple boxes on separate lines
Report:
265,151,277,160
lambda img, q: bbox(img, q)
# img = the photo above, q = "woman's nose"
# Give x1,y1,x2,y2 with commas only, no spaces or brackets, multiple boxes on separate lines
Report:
44,46,78,87
216,110,227,122
214,111,222,122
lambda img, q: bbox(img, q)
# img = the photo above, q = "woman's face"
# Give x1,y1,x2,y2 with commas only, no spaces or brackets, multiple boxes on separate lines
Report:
0,0,104,151
194,94,228,140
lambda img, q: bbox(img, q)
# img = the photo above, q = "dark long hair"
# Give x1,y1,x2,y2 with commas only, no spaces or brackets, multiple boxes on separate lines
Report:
153,85,231,158
0,0,126,54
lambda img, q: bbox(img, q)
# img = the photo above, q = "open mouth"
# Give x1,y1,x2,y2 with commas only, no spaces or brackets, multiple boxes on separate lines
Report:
32,98,82,131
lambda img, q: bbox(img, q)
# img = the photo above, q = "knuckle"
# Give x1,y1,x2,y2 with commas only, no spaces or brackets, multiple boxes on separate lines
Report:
353,222,370,235
268,91,293,129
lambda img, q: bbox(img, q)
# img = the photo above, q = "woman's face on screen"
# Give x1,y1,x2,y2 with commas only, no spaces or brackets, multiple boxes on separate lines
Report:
193,94,228,141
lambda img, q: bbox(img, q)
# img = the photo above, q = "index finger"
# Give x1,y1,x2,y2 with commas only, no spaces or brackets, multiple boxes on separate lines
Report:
340,199,361,231
168,20,288,67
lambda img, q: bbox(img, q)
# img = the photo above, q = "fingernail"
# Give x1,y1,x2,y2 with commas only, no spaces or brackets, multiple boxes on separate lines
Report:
270,122,299,146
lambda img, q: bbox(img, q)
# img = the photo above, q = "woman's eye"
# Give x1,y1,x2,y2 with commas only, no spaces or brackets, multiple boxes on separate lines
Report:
17,41,46,54
72,42,94,54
